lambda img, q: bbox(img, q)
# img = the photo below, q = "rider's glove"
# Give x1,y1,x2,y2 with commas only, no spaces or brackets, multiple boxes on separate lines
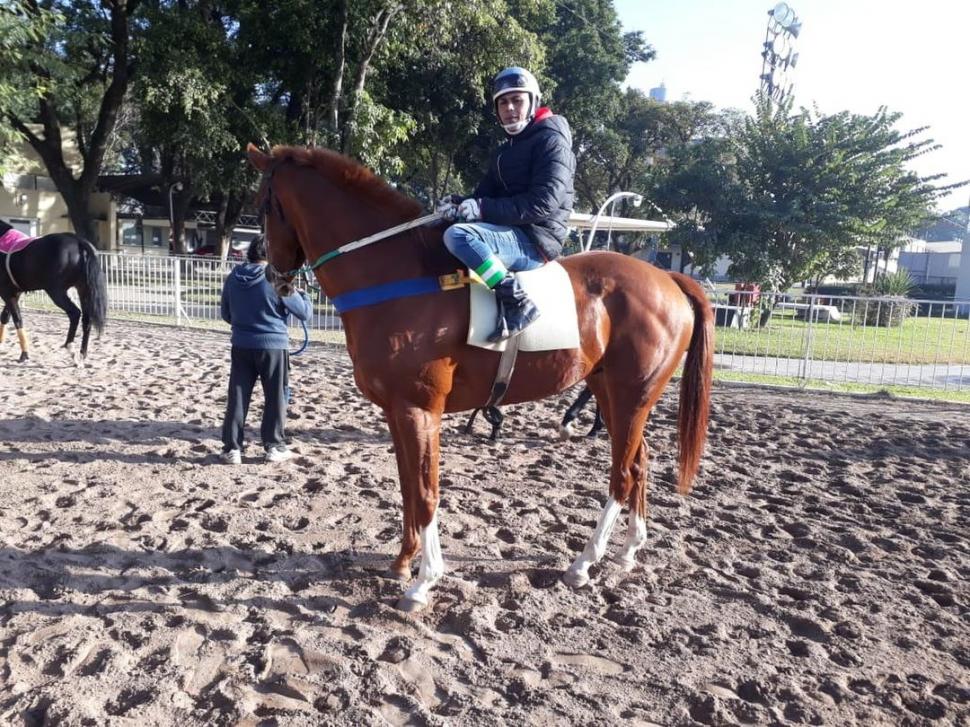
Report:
457,198,481,222
435,195,460,222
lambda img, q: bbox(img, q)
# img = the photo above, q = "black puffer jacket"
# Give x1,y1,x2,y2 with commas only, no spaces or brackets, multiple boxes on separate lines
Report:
471,108,576,261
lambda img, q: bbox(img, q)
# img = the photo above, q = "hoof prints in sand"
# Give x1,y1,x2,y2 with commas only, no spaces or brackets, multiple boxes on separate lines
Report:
0,312,967,725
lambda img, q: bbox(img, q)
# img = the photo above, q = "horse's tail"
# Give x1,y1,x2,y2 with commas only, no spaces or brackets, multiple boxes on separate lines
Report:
670,272,714,495
79,239,108,334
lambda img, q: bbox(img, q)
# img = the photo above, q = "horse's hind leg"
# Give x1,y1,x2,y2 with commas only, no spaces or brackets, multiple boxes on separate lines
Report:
0,303,8,344
46,288,81,362
559,385,594,439
613,437,649,570
563,385,651,588
463,408,481,436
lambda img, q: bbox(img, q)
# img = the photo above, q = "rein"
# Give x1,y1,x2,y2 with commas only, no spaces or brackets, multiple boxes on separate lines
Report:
278,208,444,278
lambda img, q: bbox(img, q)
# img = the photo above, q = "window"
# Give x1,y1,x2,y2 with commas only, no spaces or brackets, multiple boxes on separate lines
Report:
2,217,37,236
120,221,141,246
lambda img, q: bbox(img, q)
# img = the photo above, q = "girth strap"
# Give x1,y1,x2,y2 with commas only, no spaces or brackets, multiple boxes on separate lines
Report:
484,333,521,409
4,252,21,291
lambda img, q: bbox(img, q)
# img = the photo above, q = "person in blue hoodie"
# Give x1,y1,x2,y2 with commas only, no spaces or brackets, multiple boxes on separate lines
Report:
436,66,576,342
219,235,312,464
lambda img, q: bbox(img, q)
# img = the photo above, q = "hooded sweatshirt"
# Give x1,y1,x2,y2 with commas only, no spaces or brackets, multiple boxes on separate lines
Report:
220,262,312,349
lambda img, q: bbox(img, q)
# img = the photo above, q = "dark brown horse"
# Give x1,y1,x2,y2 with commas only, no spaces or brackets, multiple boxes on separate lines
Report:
0,220,107,362
247,144,713,611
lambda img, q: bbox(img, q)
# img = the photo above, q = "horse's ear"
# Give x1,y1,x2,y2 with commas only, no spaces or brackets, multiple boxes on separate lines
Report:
247,143,271,171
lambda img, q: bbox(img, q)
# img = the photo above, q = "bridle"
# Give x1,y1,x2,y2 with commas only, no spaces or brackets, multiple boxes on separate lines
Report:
259,159,443,283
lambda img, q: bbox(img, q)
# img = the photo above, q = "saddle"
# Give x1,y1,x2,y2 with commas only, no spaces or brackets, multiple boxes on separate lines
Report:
466,261,580,352
0,229,36,290
0,229,34,255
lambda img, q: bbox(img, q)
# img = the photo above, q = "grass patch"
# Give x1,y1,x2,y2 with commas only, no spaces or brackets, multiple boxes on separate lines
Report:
715,310,970,364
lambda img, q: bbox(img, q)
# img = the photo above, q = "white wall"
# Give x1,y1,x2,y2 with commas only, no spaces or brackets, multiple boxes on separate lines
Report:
955,238,970,309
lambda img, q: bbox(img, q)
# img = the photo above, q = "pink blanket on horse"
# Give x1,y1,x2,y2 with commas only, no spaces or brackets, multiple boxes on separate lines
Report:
0,229,34,254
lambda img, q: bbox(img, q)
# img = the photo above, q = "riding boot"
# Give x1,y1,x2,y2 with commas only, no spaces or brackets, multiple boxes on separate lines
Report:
487,274,540,343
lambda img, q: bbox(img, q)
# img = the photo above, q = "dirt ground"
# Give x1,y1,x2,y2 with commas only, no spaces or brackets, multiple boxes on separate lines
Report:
1,312,967,726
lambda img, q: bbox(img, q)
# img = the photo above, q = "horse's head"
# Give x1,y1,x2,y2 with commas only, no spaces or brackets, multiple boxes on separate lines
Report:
247,143,305,297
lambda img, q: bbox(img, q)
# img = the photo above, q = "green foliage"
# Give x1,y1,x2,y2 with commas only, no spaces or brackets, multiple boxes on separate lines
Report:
661,95,954,289
855,269,916,327
0,2,61,160
520,0,654,210
871,269,915,297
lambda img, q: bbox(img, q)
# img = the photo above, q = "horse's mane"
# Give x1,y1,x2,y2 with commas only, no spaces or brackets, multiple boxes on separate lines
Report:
269,146,422,219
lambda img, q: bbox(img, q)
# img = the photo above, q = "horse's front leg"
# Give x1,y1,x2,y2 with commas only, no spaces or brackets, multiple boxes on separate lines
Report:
5,296,28,362
386,404,445,612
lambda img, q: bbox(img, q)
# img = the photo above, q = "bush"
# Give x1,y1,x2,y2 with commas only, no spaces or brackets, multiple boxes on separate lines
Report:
856,271,916,327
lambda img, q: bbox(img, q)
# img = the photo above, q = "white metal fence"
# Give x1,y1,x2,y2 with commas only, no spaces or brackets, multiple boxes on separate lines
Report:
20,252,970,391
711,290,970,391
25,252,343,338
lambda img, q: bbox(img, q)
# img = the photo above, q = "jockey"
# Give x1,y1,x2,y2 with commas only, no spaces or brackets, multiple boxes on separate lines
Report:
438,66,576,342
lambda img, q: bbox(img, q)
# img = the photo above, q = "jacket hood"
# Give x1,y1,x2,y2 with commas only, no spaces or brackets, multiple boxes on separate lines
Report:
515,108,572,146
232,262,267,288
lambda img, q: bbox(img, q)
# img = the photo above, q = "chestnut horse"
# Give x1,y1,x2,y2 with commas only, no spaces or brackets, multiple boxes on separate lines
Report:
247,144,713,612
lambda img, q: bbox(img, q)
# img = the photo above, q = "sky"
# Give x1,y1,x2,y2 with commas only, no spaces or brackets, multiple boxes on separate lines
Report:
612,0,970,213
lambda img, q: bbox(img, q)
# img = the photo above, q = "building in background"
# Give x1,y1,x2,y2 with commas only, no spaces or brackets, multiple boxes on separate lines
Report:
649,83,667,102
2,135,257,255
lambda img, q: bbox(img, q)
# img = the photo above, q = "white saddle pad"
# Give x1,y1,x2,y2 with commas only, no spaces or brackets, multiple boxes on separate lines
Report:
467,261,580,352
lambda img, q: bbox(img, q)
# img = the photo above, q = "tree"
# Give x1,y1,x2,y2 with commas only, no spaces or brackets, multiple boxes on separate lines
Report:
0,1,60,164
660,96,963,292
524,0,655,210
2,0,141,243
379,0,547,201
133,0,257,254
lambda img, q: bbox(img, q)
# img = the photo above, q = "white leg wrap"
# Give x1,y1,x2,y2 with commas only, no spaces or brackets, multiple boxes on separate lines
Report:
402,512,444,607
564,497,622,587
614,512,648,570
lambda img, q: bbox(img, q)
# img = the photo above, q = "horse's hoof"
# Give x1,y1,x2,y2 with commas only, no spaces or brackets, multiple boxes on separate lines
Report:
18,353,28,363
396,596,427,613
561,569,589,589
558,424,574,440
612,555,636,572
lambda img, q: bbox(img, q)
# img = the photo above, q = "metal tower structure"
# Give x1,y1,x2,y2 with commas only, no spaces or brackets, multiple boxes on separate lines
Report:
759,2,802,105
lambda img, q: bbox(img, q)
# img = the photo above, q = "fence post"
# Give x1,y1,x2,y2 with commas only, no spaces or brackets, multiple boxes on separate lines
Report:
173,257,182,326
799,295,817,382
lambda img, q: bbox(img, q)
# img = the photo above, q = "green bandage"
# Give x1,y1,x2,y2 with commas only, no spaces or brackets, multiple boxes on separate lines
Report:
475,256,508,288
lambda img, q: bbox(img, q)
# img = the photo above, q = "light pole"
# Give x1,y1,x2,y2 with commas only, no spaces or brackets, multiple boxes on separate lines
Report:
584,192,643,253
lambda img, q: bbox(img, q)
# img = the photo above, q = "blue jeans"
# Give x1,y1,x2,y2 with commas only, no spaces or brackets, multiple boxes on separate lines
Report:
443,223,544,276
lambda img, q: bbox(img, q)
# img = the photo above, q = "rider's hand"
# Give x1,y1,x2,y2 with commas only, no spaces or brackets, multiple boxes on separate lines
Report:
435,195,459,222
458,198,481,222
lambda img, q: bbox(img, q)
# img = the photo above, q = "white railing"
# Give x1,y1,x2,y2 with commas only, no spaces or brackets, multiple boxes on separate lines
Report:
20,252,970,391
711,290,970,391
22,252,346,341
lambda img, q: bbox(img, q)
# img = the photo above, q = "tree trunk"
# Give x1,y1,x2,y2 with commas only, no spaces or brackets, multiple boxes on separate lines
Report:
341,3,401,155
7,0,135,246
326,0,349,146
215,193,230,260
861,244,873,283
214,190,244,260
170,184,193,256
